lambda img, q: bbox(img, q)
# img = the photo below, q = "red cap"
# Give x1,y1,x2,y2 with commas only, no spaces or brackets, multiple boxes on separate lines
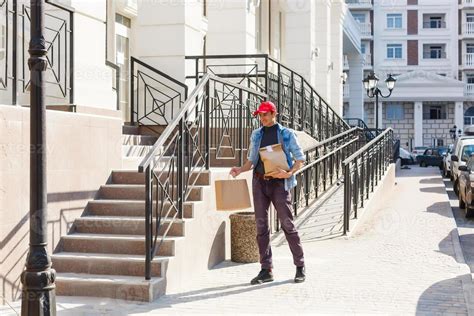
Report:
253,101,277,116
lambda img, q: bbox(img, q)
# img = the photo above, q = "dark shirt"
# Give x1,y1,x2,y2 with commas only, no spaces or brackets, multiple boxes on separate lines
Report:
254,124,279,174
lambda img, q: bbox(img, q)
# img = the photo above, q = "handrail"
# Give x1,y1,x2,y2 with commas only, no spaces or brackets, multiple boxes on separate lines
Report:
185,54,350,135
138,74,210,172
131,56,188,92
296,133,360,175
45,0,75,12
105,60,120,110
344,128,393,164
305,127,362,152
138,73,267,173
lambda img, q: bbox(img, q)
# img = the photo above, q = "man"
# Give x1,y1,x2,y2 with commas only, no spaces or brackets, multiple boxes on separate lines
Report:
230,101,306,285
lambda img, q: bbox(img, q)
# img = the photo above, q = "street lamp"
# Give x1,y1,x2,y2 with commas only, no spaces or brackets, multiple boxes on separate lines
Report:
363,72,397,131
20,0,57,315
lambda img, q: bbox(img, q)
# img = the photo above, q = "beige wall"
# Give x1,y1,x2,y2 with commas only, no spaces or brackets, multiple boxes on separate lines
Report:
0,105,122,304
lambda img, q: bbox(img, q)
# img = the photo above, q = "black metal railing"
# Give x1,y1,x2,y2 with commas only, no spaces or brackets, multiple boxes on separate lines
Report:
138,73,266,280
344,117,377,141
131,57,188,128
343,128,394,234
185,54,350,141
1,0,74,105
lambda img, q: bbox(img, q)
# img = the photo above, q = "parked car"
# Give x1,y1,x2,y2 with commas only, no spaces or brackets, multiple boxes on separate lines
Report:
417,147,448,168
442,144,454,179
450,137,474,195
399,147,416,165
412,146,428,158
458,155,474,217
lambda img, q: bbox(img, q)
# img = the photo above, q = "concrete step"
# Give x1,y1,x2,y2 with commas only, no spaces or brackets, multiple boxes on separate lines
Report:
86,200,195,218
111,170,210,186
98,184,203,201
73,216,185,236
60,233,180,256
122,125,140,135
122,145,155,157
55,273,165,302
122,134,158,146
52,252,170,277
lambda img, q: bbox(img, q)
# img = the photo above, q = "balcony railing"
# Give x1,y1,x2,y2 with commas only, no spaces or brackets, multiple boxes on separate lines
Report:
343,84,350,98
358,22,372,36
345,0,372,6
363,53,372,66
465,53,474,67
422,21,446,29
463,0,474,6
465,83,474,96
464,22,474,35
422,51,447,59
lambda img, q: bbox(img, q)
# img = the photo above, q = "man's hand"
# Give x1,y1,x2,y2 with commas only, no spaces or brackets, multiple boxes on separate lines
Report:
230,166,242,178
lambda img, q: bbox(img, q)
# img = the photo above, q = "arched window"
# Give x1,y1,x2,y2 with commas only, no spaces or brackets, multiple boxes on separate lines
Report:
465,107,474,126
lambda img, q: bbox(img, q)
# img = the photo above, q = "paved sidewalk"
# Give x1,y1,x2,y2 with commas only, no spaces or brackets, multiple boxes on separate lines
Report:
1,166,471,315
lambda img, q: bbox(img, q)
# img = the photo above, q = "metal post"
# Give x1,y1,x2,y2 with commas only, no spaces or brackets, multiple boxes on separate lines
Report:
144,166,152,280
238,89,243,165
178,119,184,219
130,59,135,124
375,91,379,131
204,81,210,169
290,72,294,129
21,0,57,314
12,0,18,104
277,64,281,120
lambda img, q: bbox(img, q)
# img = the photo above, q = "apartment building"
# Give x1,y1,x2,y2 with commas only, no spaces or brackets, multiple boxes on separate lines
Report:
344,0,474,149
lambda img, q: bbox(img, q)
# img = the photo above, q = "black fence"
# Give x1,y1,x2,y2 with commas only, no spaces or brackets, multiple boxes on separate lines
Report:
343,128,394,234
1,0,74,105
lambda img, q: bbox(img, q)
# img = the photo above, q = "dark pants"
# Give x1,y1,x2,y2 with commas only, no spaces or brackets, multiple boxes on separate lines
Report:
252,175,305,269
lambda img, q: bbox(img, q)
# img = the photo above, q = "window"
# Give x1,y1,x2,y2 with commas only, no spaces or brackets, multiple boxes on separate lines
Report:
386,103,404,120
423,44,446,59
467,13,474,23
467,74,474,84
387,44,402,59
467,43,474,54
352,13,366,24
115,13,131,28
423,104,447,120
387,13,402,29
361,43,366,54
423,14,445,29
462,145,474,161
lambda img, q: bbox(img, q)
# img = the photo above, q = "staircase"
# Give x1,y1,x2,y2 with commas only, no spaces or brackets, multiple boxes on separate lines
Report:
51,55,354,302
53,126,215,301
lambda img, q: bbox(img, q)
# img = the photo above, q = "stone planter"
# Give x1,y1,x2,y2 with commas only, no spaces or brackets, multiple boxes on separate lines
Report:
229,211,259,263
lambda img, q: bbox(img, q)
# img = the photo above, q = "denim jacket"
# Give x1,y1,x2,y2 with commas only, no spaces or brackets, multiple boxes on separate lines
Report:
247,123,305,191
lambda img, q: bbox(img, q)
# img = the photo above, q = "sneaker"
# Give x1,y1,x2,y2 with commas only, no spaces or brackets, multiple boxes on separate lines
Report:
250,269,274,285
294,266,305,283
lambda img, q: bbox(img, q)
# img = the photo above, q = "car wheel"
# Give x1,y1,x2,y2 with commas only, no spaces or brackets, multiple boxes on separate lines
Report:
420,161,427,167
460,190,466,209
443,167,448,178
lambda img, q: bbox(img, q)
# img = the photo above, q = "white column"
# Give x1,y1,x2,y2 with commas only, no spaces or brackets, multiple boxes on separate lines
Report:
329,2,344,115
377,100,383,129
312,0,331,99
414,101,423,147
346,54,364,119
455,101,464,133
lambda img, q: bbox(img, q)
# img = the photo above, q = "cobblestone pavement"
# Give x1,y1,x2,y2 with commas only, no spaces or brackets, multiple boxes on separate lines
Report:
1,166,472,315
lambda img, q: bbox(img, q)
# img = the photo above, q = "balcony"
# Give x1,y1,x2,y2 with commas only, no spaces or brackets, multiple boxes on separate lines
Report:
422,51,447,59
422,21,446,29
358,22,372,37
363,53,372,67
343,84,350,98
462,0,474,7
465,83,474,97
463,22,474,36
465,53,474,67
345,0,372,9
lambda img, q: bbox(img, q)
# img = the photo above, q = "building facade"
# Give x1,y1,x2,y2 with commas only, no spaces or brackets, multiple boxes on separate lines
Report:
344,0,474,149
